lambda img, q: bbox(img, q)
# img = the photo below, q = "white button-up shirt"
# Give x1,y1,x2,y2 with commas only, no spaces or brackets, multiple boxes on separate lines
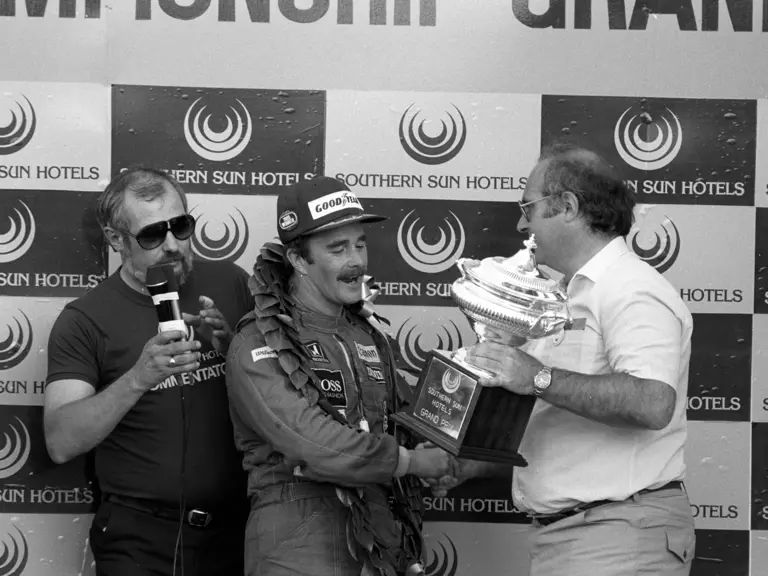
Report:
512,237,693,515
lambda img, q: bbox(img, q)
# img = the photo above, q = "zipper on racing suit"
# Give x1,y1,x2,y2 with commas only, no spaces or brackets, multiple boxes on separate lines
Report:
333,334,370,432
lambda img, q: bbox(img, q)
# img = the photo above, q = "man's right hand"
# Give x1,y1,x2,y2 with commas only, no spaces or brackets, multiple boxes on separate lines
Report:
128,330,202,392
423,458,484,498
405,444,455,479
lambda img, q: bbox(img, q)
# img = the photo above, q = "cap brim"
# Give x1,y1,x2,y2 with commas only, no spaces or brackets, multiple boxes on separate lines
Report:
309,213,388,235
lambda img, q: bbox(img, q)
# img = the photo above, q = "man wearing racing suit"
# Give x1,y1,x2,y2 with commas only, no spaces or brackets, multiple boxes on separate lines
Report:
226,176,454,576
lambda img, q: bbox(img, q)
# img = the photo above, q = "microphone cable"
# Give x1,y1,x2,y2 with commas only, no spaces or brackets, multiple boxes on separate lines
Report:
173,381,191,576
147,263,190,576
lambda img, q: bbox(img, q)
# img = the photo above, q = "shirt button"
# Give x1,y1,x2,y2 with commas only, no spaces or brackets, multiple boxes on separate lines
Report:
552,332,564,346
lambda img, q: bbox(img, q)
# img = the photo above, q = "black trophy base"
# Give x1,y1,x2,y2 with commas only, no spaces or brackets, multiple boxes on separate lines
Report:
392,349,535,466
391,412,529,466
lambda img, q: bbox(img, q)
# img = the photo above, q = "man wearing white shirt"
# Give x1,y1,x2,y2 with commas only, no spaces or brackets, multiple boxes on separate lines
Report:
431,143,695,576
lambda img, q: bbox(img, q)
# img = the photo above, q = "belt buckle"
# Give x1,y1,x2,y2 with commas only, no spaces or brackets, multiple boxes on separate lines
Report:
187,509,212,528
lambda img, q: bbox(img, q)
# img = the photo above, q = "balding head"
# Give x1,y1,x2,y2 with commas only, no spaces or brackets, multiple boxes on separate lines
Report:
96,167,189,233
535,141,635,237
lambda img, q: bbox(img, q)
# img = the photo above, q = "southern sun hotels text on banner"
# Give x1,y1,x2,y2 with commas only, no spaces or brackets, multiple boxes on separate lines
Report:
112,85,325,195
0,82,110,191
0,406,95,514
0,190,106,296
628,204,754,313
541,95,756,206
326,91,540,201
0,298,72,407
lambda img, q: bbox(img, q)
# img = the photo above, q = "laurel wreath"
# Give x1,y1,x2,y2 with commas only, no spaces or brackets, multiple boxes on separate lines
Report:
249,242,425,576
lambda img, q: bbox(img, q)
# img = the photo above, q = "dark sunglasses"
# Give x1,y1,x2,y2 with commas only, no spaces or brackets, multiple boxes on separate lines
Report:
122,214,196,250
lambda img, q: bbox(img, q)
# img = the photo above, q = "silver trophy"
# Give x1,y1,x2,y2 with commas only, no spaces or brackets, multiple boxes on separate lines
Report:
450,235,572,374
392,236,572,465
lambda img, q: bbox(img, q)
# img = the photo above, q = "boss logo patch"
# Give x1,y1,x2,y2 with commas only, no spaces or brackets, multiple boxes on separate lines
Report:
304,341,329,363
366,363,385,382
314,369,348,408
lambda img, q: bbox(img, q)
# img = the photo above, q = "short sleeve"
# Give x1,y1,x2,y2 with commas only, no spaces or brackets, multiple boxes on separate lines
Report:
597,280,683,389
46,306,102,388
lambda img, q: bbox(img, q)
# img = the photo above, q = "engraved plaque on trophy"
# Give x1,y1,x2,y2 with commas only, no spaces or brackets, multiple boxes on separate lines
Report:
392,236,572,465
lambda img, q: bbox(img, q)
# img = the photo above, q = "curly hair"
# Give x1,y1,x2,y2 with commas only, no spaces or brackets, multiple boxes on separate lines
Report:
283,235,315,267
538,141,635,237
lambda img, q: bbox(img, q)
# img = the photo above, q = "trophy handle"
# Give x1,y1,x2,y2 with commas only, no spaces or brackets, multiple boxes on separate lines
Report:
530,312,572,338
455,257,476,280
455,258,466,279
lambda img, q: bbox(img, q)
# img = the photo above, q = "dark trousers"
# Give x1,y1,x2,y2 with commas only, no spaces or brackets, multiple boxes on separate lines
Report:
245,482,419,576
90,498,245,576
245,483,361,576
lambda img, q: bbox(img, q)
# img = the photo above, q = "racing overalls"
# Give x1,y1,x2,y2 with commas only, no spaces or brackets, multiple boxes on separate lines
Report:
226,301,415,576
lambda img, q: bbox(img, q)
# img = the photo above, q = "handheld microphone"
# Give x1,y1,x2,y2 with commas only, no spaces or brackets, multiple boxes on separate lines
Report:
146,263,187,337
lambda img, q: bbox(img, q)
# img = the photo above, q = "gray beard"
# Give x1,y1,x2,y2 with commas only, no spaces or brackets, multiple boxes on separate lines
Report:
124,252,195,291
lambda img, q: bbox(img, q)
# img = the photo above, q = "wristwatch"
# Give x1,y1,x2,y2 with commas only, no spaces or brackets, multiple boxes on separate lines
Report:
533,366,553,397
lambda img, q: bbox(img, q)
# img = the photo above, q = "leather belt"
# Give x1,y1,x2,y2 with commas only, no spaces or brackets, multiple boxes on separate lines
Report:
103,493,215,528
251,481,391,510
534,480,684,527
251,481,340,509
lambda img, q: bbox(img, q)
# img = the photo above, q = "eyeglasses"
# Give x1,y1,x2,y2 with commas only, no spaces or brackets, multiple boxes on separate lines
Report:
122,214,196,250
518,196,550,221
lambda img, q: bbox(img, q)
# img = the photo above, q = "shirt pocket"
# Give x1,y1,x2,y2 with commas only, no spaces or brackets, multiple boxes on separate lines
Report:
547,319,603,373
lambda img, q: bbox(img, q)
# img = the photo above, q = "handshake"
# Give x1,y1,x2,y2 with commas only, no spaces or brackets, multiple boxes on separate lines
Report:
407,443,482,498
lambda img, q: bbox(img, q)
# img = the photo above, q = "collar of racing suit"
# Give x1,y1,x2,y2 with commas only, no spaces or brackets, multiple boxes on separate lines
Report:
292,299,364,334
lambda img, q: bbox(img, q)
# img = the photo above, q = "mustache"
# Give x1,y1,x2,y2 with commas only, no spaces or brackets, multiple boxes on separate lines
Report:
159,252,187,264
337,268,366,282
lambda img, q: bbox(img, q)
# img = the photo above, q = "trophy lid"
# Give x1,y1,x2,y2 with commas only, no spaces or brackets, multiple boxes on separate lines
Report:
457,236,564,301
450,235,572,340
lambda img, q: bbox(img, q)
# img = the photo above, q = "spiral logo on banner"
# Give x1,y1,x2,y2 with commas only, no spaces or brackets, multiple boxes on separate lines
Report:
396,318,464,372
0,418,31,481
425,534,459,576
0,94,36,156
629,216,681,274
189,206,249,262
0,526,28,576
0,200,35,264
183,97,253,162
397,210,465,274
399,103,467,165
614,106,683,171
0,311,33,371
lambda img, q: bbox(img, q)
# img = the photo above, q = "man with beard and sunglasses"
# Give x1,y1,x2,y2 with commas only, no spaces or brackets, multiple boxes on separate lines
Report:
44,167,254,576
225,176,454,576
